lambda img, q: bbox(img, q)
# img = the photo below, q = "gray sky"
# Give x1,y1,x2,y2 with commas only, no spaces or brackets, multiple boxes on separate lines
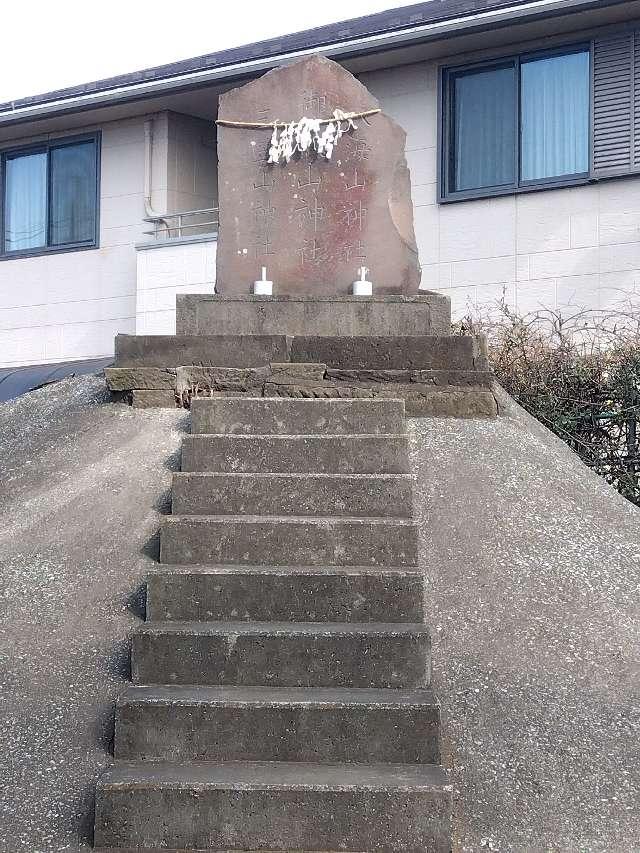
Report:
0,0,421,103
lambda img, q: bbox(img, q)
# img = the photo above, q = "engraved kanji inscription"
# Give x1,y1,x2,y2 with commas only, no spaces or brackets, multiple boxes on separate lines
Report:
338,199,367,231
295,196,325,232
341,239,367,263
344,168,366,191
298,238,329,265
297,164,322,189
253,168,275,190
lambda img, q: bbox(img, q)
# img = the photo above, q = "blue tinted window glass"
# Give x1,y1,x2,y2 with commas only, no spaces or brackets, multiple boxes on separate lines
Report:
3,152,47,251
521,50,590,181
50,141,97,246
452,64,516,192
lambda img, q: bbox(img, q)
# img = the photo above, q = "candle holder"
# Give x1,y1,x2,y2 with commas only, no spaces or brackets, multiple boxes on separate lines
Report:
253,266,273,295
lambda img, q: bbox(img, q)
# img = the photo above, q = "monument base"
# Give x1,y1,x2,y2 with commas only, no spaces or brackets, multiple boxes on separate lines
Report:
176,293,450,337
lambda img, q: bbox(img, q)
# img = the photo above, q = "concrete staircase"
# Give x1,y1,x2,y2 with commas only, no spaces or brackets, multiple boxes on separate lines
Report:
94,397,452,852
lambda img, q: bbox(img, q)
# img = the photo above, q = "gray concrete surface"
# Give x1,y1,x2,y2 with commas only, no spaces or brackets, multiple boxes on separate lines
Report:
408,386,640,853
1,374,638,851
0,374,185,853
175,294,450,337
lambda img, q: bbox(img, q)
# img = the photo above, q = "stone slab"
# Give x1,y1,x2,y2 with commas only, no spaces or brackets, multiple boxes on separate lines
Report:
114,685,441,764
159,515,418,567
146,565,424,623
268,362,327,383
215,54,421,296
132,621,430,687
175,366,269,394
171,472,413,517
105,367,176,391
132,390,177,409
175,293,450,336
94,761,451,851
290,335,483,370
114,334,290,368
190,397,406,435
180,434,410,474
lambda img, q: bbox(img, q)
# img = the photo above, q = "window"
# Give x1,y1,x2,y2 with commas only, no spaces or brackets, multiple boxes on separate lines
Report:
441,47,590,200
1,135,99,256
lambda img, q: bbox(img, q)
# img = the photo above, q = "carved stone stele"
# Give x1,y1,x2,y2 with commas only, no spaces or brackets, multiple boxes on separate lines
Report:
215,54,421,296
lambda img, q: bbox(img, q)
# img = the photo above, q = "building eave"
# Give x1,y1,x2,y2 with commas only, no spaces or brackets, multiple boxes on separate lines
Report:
0,0,632,128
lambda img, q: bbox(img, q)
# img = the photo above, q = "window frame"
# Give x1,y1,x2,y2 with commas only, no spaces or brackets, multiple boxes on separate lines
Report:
0,131,101,260
439,43,593,203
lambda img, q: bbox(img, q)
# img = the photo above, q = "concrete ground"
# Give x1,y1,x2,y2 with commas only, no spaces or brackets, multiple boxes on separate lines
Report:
409,387,640,853
0,374,637,851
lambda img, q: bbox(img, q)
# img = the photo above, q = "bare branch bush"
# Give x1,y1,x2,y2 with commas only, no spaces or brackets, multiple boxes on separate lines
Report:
455,299,640,506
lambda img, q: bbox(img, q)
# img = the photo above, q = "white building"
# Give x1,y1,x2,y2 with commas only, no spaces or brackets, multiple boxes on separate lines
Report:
1,0,640,369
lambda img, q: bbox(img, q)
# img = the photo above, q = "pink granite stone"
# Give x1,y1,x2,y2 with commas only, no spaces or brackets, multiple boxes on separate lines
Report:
215,54,421,296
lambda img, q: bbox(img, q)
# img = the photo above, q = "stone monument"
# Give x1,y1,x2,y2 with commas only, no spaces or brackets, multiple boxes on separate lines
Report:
215,54,421,295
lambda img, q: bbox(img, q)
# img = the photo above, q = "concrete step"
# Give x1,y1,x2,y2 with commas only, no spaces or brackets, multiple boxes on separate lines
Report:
131,621,431,688
180,434,409,474
147,565,424,623
94,760,452,851
159,515,418,567
114,685,441,764
191,396,406,435
171,472,414,517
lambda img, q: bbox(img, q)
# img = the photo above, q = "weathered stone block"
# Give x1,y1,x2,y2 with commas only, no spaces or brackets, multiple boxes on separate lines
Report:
326,368,412,383
263,381,375,399
132,619,428,685
171,471,413,518
114,684,441,764
268,362,326,383
175,293,451,336
94,762,452,852
132,390,177,409
146,566,424,623
190,397,406,435
114,334,289,368
410,369,493,387
105,367,176,391
291,335,482,370
176,366,269,393
181,434,410,474
393,387,498,418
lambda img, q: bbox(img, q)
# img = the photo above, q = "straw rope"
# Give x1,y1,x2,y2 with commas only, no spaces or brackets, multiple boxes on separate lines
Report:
216,108,381,128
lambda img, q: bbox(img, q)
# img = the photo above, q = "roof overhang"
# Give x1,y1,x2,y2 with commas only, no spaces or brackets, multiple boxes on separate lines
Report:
0,0,638,140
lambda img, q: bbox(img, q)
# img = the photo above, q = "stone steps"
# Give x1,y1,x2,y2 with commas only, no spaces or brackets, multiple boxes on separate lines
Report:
95,396,451,850
94,760,452,852
131,621,431,688
180,433,410,473
171,472,414,517
191,396,406,435
146,565,424,622
114,685,441,764
159,514,418,566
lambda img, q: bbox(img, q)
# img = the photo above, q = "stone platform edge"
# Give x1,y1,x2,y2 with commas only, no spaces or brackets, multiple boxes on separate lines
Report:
105,360,497,419
176,292,451,337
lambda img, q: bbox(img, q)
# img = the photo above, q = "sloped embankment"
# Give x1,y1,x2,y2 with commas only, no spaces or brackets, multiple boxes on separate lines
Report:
410,386,639,852
0,375,637,851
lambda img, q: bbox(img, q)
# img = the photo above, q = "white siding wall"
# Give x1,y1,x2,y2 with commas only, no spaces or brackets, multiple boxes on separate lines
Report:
361,62,640,319
0,116,151,367
136,238,217,334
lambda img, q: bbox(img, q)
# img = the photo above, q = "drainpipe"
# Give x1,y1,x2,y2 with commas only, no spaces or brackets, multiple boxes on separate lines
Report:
143,117,163,220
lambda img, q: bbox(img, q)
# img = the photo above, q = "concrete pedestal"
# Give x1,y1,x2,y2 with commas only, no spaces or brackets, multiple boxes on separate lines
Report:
176,292,451,337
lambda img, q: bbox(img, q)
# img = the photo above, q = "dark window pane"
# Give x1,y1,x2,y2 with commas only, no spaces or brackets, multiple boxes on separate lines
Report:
521,50,590,181
452,64,516,192
50,141,97,246
3,152,47,251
